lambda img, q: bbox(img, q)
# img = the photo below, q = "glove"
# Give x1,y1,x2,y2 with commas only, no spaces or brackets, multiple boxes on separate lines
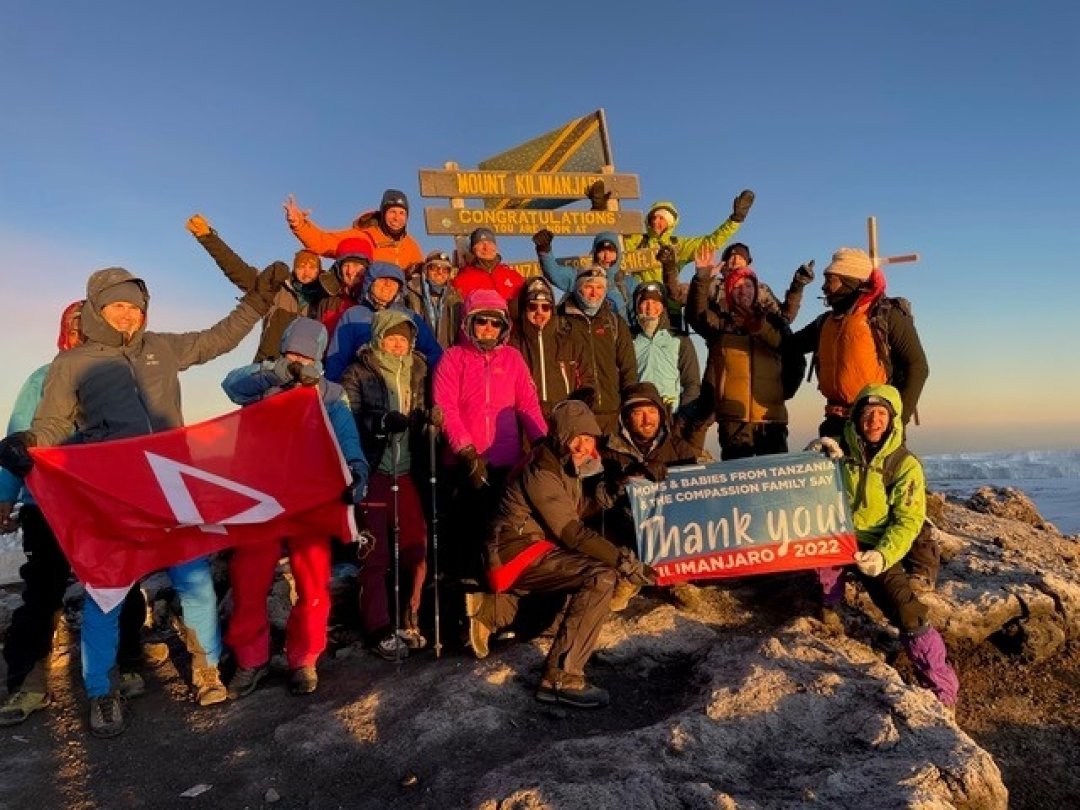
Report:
804,437,844,460
290,361,321,387
343,463,367,505
186,213,212,238
655,244,677,266
586,180,611,211
730,189,755,223
793,260,815,288
532,228,554,253
615,548,657,587
428,404,445,428
382,411,411,434
854,550,886,578
0,432,35,478
458,445,489,489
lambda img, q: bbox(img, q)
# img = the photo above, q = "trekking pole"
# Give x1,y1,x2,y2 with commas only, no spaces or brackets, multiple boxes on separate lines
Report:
429,424,442,658
391,436,403,662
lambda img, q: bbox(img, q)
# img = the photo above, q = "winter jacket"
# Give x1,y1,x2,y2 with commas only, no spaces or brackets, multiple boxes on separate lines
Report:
340,311,430,476
601,383,703,469
630,285,700,414
32,268,265,447
487,401,621,591
433,290,547,469
626,200,741,288
539,232,637,321
687,267,788,425
195,230,334,362
793,290,929,423
220,318,367,485
556,298,637,418
403,272,463,350
451,256,526,303
509,278,593,416
291,209,424,269
839,384,926,568
323,262,443,382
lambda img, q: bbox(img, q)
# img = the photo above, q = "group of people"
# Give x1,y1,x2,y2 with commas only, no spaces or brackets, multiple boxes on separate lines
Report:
0,181,955,740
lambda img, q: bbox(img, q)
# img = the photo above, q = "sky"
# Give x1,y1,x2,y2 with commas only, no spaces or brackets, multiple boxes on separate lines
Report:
1,1,1078,455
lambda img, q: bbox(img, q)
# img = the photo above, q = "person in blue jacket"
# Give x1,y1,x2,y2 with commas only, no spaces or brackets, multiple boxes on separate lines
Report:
532,230,637,321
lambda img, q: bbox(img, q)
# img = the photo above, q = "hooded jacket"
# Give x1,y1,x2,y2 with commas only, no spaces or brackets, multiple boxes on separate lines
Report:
220,319,366,483
323,262,443,382
340,310,430,476
631,284,700,414
290,208,424,269
687,266,788,425
195,230,335,362
433,289,547,469
509,277,593,416
556,295,637,417
839,384,926,568
486,400,621,592
32,267,264,447
403,270,463,350
538,232,637,321
626,200,742,288
601,382,702,470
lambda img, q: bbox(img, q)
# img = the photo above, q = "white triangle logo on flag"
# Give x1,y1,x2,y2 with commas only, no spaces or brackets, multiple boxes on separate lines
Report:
145,451,284,534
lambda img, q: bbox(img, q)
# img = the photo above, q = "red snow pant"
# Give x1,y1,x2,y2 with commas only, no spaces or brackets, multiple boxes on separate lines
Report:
226,535,331,670
359,472,428,637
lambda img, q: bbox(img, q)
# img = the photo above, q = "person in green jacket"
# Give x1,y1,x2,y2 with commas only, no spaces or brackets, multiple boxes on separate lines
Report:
808,384,959,707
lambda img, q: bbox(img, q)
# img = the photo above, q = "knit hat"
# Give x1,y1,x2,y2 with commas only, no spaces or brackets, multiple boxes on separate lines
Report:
523,277,554,303
98,281,147,311
635,281,665,306
721,242,753,265
647,204,677,230
575,264,608,289
594,236,618,252
824,248,873,282
469,227,497,248
382,320,415,341
858,394,896,417
380,188,409,213
336,237,374,263
424,250,453,269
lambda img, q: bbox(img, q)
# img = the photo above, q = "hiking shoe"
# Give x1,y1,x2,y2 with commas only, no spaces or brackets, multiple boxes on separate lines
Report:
610,579,641,612
373,633,409,662
117,670,146,699
398,609,428,650
227,664,269,700
289,667,318,696
0,690,50,727
88,694,127,738
535,672,609,709
464,592,492,659
193,666,228,706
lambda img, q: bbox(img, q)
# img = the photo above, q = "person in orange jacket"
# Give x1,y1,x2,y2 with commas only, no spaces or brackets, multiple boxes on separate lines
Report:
284,189,424,270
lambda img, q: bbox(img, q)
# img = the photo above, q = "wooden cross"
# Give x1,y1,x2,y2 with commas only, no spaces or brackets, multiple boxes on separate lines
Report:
867,216,919,268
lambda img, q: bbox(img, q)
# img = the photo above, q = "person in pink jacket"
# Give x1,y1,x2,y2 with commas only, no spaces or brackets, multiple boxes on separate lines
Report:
434,289,547,585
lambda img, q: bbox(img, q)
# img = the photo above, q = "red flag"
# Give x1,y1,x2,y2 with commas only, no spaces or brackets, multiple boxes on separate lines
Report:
27,388,355,606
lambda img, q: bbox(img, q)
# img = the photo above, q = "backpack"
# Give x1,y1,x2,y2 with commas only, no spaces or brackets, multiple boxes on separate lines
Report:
779,332,807,400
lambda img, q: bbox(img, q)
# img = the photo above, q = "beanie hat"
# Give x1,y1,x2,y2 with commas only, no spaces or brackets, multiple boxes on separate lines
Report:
594,237,618,252
57,300,84,351
469,227,497,248
635,282,665,306
824,248,873,282
575,264,608,288
383,320,415,341
380,188,409,213
523,277,554,303
98,281,147,311
648,205,677,230
335,237,374,262
721,242,753,265
424,250,453,269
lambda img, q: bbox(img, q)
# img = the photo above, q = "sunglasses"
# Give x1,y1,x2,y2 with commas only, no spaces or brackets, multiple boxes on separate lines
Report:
473,315,504,328
526,302,552,312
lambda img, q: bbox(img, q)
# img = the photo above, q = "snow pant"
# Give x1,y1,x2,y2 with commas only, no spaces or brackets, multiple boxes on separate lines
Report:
817,561,959,706
446,466,508,584
225,535,332,670
358,473,428,639
718,421,788,461
4,506,143,693
481,549,616,678
82,556,219,699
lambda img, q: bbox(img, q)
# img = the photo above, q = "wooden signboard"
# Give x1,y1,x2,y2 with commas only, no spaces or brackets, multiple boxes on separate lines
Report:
419,169,640,201
424,207,644,237
509,248,659,279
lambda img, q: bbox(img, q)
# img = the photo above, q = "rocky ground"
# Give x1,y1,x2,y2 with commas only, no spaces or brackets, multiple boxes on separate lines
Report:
0,486,1076,809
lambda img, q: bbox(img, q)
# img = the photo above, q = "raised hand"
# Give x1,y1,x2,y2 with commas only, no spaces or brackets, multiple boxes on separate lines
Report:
283,194,311,229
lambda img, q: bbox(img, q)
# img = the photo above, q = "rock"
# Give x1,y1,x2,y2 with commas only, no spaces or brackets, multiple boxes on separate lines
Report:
264,787,280,803
965,487,1054,531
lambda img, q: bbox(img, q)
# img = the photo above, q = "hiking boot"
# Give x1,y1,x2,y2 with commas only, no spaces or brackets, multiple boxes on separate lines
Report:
373,633,409,662
117,670,146,699
610,579,641,612
227,664,269,700
142,641,171,670
193,666,228,706
289,667,318,696
464,592,492,659
535,671,609,709
398,609,428,650
88,694,127,738
0,690,50,727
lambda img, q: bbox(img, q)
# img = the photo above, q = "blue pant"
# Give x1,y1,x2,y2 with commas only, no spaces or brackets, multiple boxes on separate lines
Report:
82,557,221,698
